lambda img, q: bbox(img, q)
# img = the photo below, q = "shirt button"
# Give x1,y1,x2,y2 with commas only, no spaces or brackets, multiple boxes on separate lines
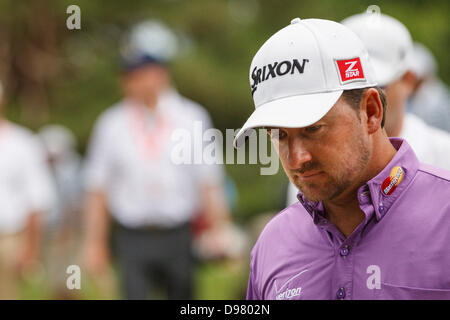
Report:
340,245,350,257
359,192,369,204
336,287,346,300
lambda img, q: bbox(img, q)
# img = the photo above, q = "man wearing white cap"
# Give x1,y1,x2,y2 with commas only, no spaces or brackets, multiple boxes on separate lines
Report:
38,124,82,299
286,13,450,206
407,42,450,132
341,13,450,169
0,80,55,299
82,20,230,299
239,18,450,299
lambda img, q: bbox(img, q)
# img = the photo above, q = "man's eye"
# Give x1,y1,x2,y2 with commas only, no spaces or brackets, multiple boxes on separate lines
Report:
305,125,322,134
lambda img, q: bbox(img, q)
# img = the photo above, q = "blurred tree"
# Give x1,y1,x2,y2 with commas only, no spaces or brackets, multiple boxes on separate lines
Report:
1,0,67,126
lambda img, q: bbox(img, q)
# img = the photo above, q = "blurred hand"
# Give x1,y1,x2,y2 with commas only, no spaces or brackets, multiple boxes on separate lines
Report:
194,221,250,261
16,212,43,276
15,247,39,276
194,221,231,260
82,242,110,275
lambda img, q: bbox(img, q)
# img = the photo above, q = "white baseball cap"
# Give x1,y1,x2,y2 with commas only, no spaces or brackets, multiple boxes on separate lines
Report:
38,124,77,157
341,13,413,87
120,20,179,70
234,18,377,148
409,42,437,79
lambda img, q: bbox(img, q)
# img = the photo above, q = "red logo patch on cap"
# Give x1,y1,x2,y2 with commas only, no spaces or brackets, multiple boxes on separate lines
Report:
335,57,365,84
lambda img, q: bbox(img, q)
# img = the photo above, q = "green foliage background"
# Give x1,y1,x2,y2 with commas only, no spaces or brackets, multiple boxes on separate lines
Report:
1,0,449,221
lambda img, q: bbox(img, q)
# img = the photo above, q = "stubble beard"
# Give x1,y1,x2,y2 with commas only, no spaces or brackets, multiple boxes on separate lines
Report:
293,134,371,202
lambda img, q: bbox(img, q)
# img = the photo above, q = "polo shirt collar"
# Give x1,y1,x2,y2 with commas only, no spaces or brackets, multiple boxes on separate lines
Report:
297,137,420,223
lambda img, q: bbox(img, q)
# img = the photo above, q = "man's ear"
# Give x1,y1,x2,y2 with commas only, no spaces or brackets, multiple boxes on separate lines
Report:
361,88,383,135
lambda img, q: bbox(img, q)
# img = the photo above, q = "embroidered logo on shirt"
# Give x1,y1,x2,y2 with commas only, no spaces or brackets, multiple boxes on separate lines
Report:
274,269,308,300
381,166,404,196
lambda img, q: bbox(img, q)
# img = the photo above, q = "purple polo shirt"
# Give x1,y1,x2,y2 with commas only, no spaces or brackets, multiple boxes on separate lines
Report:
247,138,450,300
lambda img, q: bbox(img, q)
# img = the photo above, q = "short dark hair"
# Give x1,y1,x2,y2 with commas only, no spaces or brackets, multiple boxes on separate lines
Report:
342,87,387,128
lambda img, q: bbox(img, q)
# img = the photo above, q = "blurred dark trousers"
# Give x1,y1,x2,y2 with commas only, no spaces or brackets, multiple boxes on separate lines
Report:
114,222,193,300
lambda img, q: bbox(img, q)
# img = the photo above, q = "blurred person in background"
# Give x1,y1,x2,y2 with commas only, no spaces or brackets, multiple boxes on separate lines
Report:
342,13,450,170
0,80,55,299
286,12,450,206
38,124,83,299
407,42,450,132
82,20,231,300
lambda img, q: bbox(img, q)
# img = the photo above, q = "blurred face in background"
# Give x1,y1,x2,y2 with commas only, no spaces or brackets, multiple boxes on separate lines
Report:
122,63,170,107
268,94,374,202
382,70,416,136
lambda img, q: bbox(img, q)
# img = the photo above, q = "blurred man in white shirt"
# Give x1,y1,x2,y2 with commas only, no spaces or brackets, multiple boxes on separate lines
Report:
407,42,450,133
82,20,230,299
0,80,55,299
38,124,82,299
342,13,450,170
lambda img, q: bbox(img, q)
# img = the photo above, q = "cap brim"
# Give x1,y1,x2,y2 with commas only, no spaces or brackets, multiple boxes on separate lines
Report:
234,90,343,148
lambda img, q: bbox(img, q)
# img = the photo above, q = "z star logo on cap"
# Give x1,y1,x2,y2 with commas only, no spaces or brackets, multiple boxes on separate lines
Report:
335,57,365,84
381,166,404,196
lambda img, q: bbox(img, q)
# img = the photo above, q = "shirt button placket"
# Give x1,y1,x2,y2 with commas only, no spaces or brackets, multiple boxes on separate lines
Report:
336,243,351,299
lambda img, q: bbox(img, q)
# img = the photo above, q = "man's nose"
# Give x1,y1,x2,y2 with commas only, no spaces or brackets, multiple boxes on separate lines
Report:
286,138,313,169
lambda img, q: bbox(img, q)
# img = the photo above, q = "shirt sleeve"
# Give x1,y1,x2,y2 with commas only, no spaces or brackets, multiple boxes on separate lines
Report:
83,113,114,192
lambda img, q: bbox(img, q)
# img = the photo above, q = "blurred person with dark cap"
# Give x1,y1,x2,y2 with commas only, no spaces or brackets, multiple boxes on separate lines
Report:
38,124,83,299
0,80,55,299
407,42,450,132
82,20,231,300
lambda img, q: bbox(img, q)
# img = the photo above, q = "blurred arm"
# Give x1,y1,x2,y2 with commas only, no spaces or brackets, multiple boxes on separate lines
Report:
82,190,111,275
81,113,114,274
18,134,55,273
201,181,231,227
17,211,43,272
195,179,234,259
